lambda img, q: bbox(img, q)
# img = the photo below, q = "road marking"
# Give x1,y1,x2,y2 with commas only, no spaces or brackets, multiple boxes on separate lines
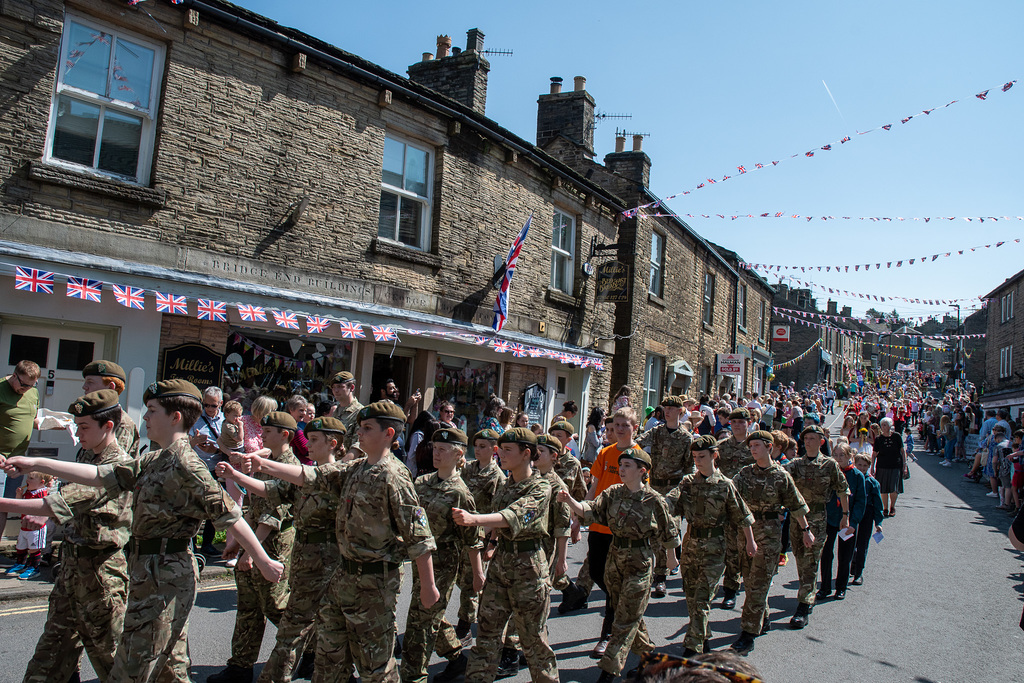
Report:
200,582,236,593
0,581,235,617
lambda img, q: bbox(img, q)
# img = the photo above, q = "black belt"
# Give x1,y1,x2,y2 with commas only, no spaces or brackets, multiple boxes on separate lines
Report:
751,510,782,522
688,527,725,539
611,536,651,549
296,529,335,544
651,477,680,487
65,543,121,559
279,520,293,531
136,538,190,555
498,538,541,553
340,557,400,575
806,502,827,512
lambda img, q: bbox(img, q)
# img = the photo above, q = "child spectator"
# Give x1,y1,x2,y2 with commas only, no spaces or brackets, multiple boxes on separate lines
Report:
850,453,884,585
6,472,55,579
217,400,246,458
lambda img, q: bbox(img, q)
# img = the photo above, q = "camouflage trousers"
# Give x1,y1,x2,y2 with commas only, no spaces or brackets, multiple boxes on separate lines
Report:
738,521,783,634
679,535,727,651
313,561,401,683
722,523,744,592
400,544,464,683
457,545,481,624
228,528,294,669
23,546,128,683
107,549,198,683
790,512,829,605
465,547,558,683
598,545,656,675
651,484,681,579
257,539,339,683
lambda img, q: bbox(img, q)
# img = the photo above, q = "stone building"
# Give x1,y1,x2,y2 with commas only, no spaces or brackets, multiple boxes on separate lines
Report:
982,271,1024,417
769,287,859,390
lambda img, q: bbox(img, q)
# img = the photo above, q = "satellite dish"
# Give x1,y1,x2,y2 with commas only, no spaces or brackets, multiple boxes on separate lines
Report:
289,339,302,355
225,353,244,367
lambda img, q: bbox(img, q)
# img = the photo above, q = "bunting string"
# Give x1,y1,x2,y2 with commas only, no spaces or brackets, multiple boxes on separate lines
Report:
759,272,981,305
772,309,984,340
774,339,821,369
622,78,1017,218
772,305,978,327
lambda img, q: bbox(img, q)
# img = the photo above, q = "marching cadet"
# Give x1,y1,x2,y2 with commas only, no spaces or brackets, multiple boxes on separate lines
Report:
81,360,140,458
635,394,693,598
402,427,484,683
0,379,284,682
0,390,132,683
668,435,756,657
785,425,851,630
329,371,363,452
558,446,680,681
453,427,559,683
549,420,588,502
715,408,755,609
237,401,439,683
729,430,813,654
455,429,507,645
216,416,348,682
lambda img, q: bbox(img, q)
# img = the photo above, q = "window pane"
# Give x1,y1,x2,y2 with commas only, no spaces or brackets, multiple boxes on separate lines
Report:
98,109,142,177
378,191,398,239
113,37,155,107
52,95,99,166
9,335,49,368
397,197,422,247
382,137,404,187
63,22,111,97
57,339,95,371
404,145,428,197
551,254,567,291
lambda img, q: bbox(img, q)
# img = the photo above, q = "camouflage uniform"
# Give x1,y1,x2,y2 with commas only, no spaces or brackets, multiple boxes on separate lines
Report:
786,454,850,605
23,441,133,683
716,434,753,593
637,424,692,578
97,435,241,683
731,461,808,634
227,447,298,671
554,451,587,501
335,401,363,451
256,477,341,683
668,470,753,652
464,470,559,683
115,411,141,459
457,457,506,624
582,484,679,675
302,454,435,683
400,471,482,683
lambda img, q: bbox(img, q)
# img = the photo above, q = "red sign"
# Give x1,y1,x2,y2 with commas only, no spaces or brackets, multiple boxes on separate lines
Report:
772,324,791,342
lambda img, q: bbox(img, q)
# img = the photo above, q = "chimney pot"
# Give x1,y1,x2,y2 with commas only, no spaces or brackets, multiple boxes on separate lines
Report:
549,77,563,94
614,135,626,153
422,52,433,61
452,46,461,55
466,28,484,53
632,134,643,151
573,76,586,92
436,35,452,59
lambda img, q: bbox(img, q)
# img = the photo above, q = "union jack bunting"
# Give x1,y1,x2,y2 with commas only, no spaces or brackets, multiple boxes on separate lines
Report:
112,285,145,309
527,347,545,358
593,359,604,371
492,340,510,353
338,321,365,339
14,267,54,294
236,305,267,322
197,299,227,322
372,325,397,342
509,343,527,358
66,277,102,302
306,316,330,333
155,293,188,314
273,311,300,329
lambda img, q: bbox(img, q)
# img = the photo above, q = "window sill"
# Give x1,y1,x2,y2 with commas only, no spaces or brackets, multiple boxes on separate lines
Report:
371,238,443,268
648,292,666,308
737,324,748,334
703,322,715,333
28,161,166,209
545,287,579,308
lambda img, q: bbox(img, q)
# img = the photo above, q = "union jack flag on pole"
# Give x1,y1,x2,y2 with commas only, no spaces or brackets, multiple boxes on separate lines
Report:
66,277,102,302
112,285,145,309
14,267,54,294
372,325,397,342
236,305,267,322
492,214,532,332
306,316,330,333
197,299,227,322
273,311,300,329
338,321,365,339
155,293,188,314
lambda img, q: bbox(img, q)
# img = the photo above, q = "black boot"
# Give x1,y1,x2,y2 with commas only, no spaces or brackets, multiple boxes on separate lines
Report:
67,672,81,683
433,653,468,683
559,580,589,614
789,602,811,630
729,631,756,655
295,651,315,679
207,665,254,683
455,618,472,639
720,587,737,609
596,670,617,683
394,636,402,659
495,647,519,679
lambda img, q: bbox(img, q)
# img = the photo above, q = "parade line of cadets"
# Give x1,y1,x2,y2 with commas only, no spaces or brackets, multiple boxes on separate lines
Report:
0,369,899,683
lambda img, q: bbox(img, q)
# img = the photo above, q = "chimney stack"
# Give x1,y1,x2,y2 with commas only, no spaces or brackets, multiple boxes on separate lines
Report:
549,76,563,94
408,29,490,115
536,74,596,156
827,300,838,316
840,305,852,317
435,35,452,59
632,134,643,151
614,135,626,153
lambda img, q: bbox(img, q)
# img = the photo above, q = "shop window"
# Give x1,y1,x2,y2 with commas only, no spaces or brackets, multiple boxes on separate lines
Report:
378,134,432,250
434,355,500,434
57,339,94,371
225,331,352,397
8,335,49,368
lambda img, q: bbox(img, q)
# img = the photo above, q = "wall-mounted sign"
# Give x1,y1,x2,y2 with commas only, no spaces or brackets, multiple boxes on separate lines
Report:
523,382,547,425
772,325,791,342
161,343,223,389
595,261,630,303
716,353,743,376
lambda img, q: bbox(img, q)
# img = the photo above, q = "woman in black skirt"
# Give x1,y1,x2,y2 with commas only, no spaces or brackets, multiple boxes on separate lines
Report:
871,417,907,517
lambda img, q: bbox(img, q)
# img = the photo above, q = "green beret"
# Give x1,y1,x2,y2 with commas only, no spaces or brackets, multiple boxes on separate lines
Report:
473,429,501,442
498,427,537,447
549,420,575,436
728,408,751,421
330,371,355,385
82,360,126,382
800,424,826,438
432,427,468,446
262,411,297,431
68,389,121,417
618,446,652,469
745,430,774,446
358,400,407,424
661,394,685,408
304,416,347,438
691,434,720,452
535,433,564,456
143,379,202,404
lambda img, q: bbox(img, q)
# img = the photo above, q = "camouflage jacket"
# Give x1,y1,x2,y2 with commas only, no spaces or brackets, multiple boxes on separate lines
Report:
265,477,338,535
637,423,693,484
716,434,753,479
115,410,140,460
732,461,808,520
415,471,482,551
786,453,851,508
491,468,552,542
582,483,680,548
669,469,753,530
46,440,133,550
539,469,571,539
461,457,506,514
99,435,240,539
246,446,299,532
335,400,363,451
554,452,588,501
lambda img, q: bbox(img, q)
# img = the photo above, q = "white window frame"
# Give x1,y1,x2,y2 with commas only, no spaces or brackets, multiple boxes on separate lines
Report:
550,210,575,294
45,13,165,185
1004,291,1015,322
643,354,664,411
702,272,715,325
737,282,748,329
649,230,665,297
758,300,768,342
378,133,434,251
1001,346,1013,378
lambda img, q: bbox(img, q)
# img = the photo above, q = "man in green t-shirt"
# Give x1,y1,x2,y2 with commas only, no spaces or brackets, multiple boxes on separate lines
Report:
0,360,41,537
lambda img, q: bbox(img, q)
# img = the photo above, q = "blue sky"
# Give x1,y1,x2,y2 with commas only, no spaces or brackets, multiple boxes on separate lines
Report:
233,0,1022,319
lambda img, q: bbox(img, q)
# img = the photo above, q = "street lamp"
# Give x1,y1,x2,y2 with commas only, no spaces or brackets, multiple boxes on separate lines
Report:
952,303,962,388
